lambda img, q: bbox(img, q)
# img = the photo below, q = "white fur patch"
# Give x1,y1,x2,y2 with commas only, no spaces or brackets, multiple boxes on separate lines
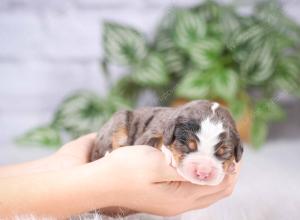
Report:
196,118,224,156
104,151,110,157
161,145,177,167
211,102,219,114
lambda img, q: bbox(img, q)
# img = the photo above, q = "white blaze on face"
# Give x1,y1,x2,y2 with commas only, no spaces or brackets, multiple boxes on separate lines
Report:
177,117,225,185
211,102,219,114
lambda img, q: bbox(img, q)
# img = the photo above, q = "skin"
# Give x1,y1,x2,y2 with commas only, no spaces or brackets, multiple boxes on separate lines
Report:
0,133,240,219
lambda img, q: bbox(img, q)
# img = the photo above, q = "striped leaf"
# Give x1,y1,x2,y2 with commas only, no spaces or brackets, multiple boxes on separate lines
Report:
176,70,210,99
228,24,265,51
103,22,147,65
174,11,206,49
53,91,130,137
189,38,223,69
163,49,185,74
131,53,169,87
212,69,239,100
275,58,300,95
241,42,274,84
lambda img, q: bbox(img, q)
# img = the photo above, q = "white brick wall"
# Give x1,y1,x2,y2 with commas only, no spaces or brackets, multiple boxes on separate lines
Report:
0,0,300,147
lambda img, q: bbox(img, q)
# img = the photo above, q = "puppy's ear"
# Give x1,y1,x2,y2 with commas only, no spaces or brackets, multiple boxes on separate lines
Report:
230,129,243,162
163,116,186,146
163,120,176,146
234,142,243,162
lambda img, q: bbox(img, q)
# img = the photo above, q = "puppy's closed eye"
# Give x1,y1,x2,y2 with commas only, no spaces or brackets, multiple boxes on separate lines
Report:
216,144,233,160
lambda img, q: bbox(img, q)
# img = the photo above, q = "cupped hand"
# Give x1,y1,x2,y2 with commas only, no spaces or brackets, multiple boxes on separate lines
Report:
48,133,97,170
96,146,240,217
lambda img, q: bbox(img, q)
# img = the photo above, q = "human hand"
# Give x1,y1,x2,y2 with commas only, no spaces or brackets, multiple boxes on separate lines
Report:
93,146,241,216
0,133,97,178
0,135,240,218
48,133,97,170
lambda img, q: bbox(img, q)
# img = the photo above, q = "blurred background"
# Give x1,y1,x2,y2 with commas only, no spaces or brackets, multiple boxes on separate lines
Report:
0,0,300,219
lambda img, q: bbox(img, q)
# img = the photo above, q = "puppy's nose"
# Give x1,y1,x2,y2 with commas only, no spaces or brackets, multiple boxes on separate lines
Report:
194,165,215,181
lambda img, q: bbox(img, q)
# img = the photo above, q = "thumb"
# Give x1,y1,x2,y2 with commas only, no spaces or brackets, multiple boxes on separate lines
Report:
152,150,187,182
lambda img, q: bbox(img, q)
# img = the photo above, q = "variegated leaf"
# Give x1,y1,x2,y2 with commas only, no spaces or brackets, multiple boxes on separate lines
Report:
174,11,206,49
189,38,223,69
213,69,239,100
131,53,169,87
53,91,129,137
176,70,210,99
103,22,147,65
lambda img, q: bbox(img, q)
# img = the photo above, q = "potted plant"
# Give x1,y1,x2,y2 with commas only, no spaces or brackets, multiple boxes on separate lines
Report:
18,0,300,148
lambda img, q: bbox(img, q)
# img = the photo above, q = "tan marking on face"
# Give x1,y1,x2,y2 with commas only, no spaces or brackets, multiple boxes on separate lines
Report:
112,127,128,149
188,139,197,151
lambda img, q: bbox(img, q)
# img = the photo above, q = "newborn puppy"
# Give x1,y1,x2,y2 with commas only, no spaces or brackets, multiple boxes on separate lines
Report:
90,100,243,186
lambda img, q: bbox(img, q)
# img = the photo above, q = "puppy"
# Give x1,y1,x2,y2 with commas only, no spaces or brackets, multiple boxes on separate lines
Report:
90,100,243,186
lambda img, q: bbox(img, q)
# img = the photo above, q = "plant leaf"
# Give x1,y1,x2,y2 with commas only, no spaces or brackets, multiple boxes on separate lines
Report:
251,118,268,148
174,10,207,49
254,100,285,122
16,126,62,147
176,70,210,99
53,91,130,138
189,38,223,69
212,69,239,100
275,57,300,96
131,53,169,87
229,98,247,120
103,22,147,65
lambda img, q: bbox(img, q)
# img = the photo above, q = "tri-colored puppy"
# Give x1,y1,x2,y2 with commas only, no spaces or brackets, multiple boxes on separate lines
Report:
90,100,243,185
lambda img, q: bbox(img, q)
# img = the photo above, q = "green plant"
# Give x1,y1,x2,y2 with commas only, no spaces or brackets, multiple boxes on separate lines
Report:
18,0,300,148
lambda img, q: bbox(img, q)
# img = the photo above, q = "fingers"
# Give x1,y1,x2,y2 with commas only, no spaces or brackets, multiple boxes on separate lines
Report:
110,145,186,182
155,167,187,182
73,133,97,147
151,151,187,182
57,133,97,160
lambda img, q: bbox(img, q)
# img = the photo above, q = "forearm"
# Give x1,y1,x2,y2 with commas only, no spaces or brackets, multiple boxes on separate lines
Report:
0,156,56,178
0,158,115,218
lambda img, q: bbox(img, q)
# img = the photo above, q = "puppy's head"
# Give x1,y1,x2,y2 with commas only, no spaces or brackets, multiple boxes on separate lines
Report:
162,100,243,185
